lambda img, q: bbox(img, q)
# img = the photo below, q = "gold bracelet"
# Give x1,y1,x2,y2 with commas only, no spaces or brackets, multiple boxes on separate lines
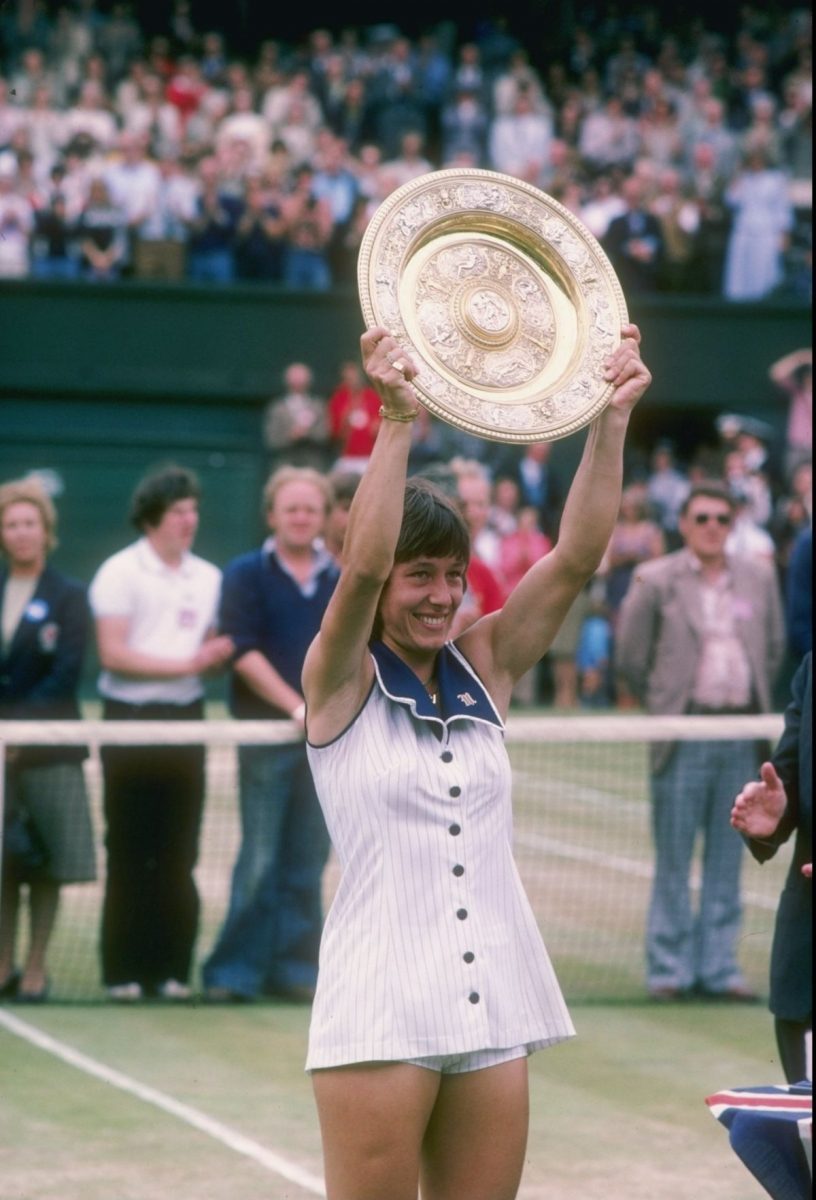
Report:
379,405,419,423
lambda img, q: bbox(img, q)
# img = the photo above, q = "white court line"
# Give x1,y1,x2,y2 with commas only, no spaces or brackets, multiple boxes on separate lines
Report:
0,1008,326,1197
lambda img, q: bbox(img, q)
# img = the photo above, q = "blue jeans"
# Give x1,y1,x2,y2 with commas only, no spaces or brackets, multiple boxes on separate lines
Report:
187,249,235,283
647,737,759,993
203,743,330,997
283,247,331,290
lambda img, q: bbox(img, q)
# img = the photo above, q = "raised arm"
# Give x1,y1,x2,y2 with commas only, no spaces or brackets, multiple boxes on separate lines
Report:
458,324,651,709
302,327,419,741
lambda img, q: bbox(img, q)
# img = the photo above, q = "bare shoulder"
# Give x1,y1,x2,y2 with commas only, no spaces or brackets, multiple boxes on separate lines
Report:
303,633,375,745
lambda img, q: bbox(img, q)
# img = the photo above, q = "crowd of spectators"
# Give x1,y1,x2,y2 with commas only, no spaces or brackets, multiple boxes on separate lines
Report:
0,3,811,299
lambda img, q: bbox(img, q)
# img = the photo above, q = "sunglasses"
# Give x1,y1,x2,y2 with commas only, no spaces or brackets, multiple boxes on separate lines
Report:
693,512,731,526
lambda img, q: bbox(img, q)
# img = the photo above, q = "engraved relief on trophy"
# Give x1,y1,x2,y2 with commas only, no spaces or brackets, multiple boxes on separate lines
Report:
415,242,554,389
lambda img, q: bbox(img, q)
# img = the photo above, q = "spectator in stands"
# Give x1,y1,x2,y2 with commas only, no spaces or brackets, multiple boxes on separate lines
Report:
579,171,627,240
499,505,552,596
62,79,117,153
311,134,360,282
488,82,554,185
576,581,613,708
203,467,338,1003
29,189,79,279
8,47,55,108
650,166,700,291
326,359,381,474
130,151,197,281
21,84,64,173
602,482,665,626
578,95,639,175
731,651,812,1084
492,46,549,117
262,69,323,147
603,174,666,294
0,153,33,278
104,130,161,262
440,82,489,168
511,440,563,542
233,171,285,282
378,128,433,192
185,153,240,282
262,360,331,473
646,439,689,549
683,140,731,293
122,71,183,160
616,481,785,1003
88,465,233,1003
214,86,269,172
323,74,373,155
0,477,96,1004
75,176,127,280
723,148,793,301
279,163,334,290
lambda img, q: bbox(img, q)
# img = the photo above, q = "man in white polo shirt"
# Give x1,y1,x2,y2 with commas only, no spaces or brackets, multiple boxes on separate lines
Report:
89,465,233,1002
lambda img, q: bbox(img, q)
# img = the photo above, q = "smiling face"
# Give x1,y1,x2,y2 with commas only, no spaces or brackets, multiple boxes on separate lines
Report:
378,555,466,671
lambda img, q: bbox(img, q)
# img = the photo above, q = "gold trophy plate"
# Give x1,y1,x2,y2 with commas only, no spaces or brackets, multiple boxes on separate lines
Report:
358,168,628,443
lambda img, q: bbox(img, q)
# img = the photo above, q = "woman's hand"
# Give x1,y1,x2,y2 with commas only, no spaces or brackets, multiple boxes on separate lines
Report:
603,323,652,415
361,326,420,416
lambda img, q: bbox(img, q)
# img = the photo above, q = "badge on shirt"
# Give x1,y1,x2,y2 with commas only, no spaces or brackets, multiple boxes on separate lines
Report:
39,621,59,653
178,607,197,628
25,599,49,622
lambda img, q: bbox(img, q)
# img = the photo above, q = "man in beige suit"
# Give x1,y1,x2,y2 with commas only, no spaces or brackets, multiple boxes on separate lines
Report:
616,481,785,1002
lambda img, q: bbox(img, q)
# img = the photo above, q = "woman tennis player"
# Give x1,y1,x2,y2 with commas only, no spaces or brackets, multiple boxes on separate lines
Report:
301,323,651,1199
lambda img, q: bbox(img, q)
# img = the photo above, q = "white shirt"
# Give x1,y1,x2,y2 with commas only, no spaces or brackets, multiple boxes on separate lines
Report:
88,537,222,705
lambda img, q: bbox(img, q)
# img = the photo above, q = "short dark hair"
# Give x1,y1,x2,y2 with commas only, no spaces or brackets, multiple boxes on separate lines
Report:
129,464,201,531
394,477,471,566
680,480,736,516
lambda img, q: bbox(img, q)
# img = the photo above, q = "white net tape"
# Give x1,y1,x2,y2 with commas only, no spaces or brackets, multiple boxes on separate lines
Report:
0,714,788,1002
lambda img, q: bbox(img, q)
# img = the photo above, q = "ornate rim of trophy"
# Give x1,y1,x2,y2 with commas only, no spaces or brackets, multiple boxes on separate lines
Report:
358,168,629,444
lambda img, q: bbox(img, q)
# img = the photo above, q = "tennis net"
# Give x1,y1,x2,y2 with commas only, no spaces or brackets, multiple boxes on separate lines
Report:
0,712,787,1003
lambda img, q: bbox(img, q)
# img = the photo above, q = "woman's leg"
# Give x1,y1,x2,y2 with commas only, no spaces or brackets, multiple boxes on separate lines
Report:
0,867,21,987
20,878,59,995
420,1057,530,1200
312,1062,440,1200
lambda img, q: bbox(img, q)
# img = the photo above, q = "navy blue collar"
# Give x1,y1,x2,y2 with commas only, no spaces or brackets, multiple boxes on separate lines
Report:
370,641,504,731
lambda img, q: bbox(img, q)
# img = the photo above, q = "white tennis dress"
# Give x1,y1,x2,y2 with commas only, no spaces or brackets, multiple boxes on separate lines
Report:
304,640,575,1070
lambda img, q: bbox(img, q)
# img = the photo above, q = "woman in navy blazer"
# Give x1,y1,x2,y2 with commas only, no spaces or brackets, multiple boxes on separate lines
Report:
732,651,812,1082
0,477,95,1002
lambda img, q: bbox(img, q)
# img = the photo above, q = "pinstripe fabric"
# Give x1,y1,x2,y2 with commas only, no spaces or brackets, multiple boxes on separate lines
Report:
305,642,574,1070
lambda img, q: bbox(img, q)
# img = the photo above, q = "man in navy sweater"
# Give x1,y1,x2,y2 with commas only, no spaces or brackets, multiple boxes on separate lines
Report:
203,467,339,1002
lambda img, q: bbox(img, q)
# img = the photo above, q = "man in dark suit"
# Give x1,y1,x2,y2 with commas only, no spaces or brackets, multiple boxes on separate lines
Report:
731,651,812,1083
602,175,665,294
